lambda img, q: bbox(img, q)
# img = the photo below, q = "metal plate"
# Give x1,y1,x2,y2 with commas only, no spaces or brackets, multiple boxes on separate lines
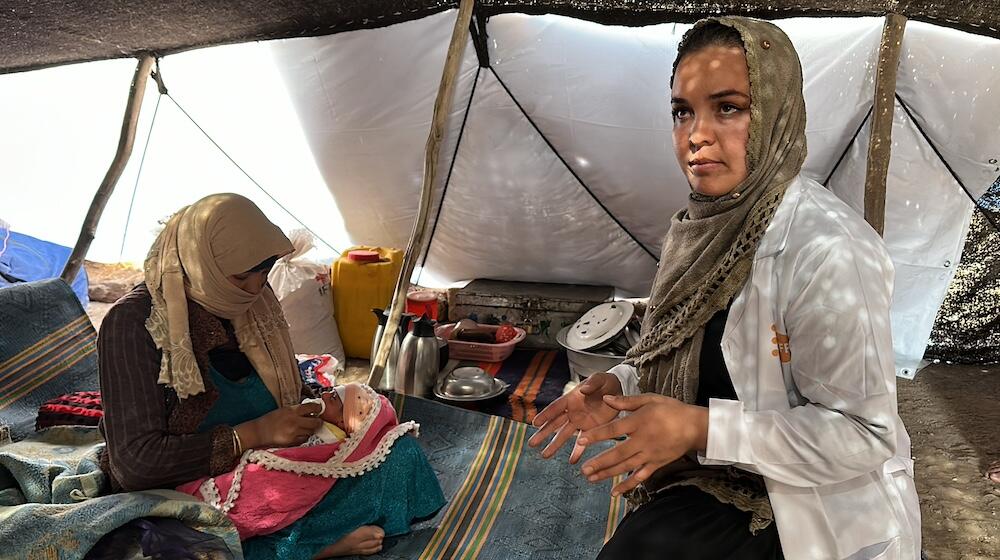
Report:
566,301,635,351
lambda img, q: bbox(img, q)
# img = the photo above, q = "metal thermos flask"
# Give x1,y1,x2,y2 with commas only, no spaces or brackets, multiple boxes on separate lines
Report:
371,309,414,391
396,315,440,397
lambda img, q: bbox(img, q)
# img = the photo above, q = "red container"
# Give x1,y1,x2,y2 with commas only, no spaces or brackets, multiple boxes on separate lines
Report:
406,290,439,321
435,323,526,362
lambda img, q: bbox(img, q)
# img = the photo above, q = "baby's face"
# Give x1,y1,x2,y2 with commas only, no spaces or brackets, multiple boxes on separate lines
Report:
320,391,346,430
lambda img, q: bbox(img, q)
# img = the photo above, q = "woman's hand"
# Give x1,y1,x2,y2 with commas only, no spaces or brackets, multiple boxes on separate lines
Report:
236,402,323,449
528,372,623,464
577,393,709,496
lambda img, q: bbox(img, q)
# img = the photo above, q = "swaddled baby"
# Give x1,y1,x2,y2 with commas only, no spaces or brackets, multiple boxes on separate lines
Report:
302,382,376,444
178,382,419,539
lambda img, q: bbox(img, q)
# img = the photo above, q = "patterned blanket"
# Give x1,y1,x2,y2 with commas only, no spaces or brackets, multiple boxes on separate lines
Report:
377,393,626,560
0,426,242,560
0,279,99,441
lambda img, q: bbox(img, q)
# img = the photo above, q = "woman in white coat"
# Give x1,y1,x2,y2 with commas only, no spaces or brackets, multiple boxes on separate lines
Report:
529,17,921,560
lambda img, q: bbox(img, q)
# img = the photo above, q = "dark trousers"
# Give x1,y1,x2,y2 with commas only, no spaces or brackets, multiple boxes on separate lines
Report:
598,485,784,560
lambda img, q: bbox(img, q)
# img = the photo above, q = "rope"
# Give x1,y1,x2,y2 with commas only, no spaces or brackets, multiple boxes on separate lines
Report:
0,218,10,261
165,92,342,254
119,93,162,261
488,66,659,261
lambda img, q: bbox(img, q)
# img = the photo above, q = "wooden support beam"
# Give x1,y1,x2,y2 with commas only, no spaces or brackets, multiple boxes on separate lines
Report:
369,0,475,388
864,13,907,237
61,54,154,284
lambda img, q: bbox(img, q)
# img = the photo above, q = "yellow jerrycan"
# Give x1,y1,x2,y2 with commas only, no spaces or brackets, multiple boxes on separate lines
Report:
332,246,403,359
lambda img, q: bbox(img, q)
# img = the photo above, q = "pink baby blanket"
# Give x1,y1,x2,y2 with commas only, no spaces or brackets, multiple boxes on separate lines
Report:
178,390,417,539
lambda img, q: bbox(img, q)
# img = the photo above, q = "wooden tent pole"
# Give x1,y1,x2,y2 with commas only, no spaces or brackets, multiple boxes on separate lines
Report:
369,0,475,388
61,54,155,284
864,13,907,237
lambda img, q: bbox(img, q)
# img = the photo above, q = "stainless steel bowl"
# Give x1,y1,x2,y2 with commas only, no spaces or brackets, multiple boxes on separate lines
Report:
443,376,496,397
435,366,507,401
450,366,486,379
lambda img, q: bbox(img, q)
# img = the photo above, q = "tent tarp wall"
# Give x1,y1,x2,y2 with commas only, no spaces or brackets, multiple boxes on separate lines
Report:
269,11,480,261
271,13,883,294
0,43,349,265
827,21,1000,376
888,22,1000,375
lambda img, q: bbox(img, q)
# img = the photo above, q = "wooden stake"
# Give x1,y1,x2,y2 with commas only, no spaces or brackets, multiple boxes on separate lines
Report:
864,13,906,237
369,0,475,388
61,54,155,283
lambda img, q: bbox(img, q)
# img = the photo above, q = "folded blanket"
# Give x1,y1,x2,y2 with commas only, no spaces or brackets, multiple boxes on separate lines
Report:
0,426,242,560
0,279,99,442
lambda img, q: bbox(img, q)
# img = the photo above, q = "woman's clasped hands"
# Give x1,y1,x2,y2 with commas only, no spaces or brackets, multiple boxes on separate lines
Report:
529,373,709,497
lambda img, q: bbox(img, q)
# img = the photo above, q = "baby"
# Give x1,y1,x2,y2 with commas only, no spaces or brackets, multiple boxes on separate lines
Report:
303,382,375,444
179,382,427,540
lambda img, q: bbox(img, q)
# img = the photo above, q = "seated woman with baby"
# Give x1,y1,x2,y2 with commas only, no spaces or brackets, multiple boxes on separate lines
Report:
98,193,445,558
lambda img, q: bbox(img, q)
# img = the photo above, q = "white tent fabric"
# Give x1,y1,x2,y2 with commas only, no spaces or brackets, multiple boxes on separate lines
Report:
270,12,1000,375
272,12,999,376
888,23,1000,375
0,43,348,265
424,69,658,294
826,22,1000,376
269,14,889,289
269,14,481,254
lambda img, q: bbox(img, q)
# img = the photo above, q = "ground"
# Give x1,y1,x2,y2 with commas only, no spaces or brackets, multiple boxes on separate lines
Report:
898,364,1000,559
86,301,114,331
83,299,999,558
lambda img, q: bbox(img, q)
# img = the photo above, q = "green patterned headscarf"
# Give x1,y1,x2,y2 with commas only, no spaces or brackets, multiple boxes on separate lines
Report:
626,16,808,402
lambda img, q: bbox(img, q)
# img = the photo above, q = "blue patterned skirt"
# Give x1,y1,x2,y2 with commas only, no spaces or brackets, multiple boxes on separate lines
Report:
242,434,445,559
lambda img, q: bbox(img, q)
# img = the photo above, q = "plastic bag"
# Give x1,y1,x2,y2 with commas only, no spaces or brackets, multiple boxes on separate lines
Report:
296,354,340,388
269,230,345,370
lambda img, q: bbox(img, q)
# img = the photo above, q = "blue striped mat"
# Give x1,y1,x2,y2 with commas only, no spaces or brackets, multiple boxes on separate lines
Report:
0,279,98,441
374,392,626,560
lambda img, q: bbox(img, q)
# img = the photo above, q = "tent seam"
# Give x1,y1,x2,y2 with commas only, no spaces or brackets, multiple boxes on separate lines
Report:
417,65,483,284
487,66,659,262
823,104,873,187
895,94,1000,233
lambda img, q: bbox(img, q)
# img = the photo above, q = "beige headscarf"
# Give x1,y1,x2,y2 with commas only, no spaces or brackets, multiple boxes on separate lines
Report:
144,193,302,406
626,16,807,401
621,18,808,529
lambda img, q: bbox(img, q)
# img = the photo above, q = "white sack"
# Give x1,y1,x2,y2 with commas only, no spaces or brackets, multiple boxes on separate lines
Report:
269,230,345,369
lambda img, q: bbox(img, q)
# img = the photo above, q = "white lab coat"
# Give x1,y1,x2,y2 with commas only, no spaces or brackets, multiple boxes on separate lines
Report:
611,175,921,560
